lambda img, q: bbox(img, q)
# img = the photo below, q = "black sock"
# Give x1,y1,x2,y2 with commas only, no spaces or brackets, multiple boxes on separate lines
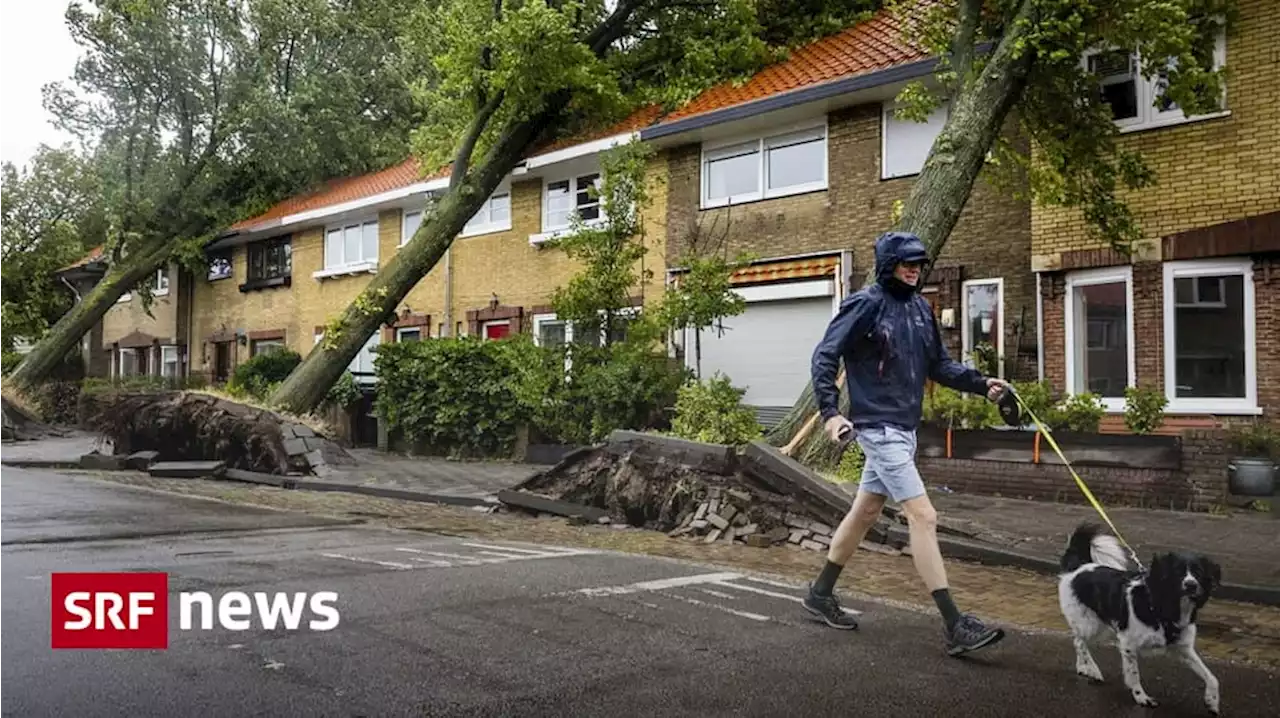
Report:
932,588,961,629
812,560,844,596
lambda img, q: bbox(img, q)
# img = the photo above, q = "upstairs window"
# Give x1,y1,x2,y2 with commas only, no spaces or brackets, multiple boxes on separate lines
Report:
323,219,379,272
544,174,602,232
463,187,513,237
154,267,170,295
702,123,827,208
882,102,948,179
246,237,291,286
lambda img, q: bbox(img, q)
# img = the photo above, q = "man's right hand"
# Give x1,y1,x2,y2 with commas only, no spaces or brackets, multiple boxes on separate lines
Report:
824,415,854,443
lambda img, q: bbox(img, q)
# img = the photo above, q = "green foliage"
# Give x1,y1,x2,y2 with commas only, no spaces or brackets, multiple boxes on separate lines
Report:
322,371,363,410
374,336,537,459
2,352,23,377
1123,385,1168,435
923,386,1000,430
228,349,302,400
1226,421,1280,459
670,373,762,446
1056,392,1106,433
888,0,1238,252
1010,380,1058,424
834,440,866,484
969,341,1000,377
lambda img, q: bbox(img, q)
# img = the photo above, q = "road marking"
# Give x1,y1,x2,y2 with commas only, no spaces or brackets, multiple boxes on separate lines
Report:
660,593,770,622
460,542,573,555
573,572,743,597
715,578,862,615
697,588,738,600
320,553,415,570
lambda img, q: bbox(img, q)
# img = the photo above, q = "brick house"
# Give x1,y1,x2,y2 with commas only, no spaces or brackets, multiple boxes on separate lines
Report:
185,113,667,387
644,9,1036,424
1033,0,1280,427
56,247,191,381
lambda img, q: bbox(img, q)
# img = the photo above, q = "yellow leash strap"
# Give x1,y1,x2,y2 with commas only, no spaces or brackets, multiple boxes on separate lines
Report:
1006,388,1145,573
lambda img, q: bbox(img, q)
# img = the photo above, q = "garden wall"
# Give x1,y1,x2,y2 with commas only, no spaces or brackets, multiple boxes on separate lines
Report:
914,427,1230,511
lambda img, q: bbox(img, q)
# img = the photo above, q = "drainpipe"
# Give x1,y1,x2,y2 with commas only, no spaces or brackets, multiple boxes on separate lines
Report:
441,247,453,337
1035,272,1045,382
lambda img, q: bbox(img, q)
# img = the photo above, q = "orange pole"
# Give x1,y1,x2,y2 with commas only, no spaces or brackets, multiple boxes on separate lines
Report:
946,427,953,459
1033,431,1041,464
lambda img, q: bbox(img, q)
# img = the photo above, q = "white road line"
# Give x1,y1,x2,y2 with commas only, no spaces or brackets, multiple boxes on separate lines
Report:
659,593,770,622
740,576,805,591
573,572,743,597
320,553,415,570
476,550,536,559
408,557,453,567
714,580,863,615
459,542,562,555
696,588,738,600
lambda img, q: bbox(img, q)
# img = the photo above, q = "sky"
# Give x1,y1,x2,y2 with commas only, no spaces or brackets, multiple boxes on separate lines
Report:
1,3,81,171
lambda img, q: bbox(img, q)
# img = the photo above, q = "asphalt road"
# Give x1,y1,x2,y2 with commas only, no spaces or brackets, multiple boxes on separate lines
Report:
3,467,1279,717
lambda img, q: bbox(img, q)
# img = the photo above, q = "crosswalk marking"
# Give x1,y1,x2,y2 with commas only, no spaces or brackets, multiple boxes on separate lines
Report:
319,541,600,572
573,572,744,597
660,593,770,622
319,553,416,570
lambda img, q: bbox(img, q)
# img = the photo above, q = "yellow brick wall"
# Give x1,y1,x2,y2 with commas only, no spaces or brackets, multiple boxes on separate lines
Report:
188,154,669,376
1031,0,1280,267
102,265,180,346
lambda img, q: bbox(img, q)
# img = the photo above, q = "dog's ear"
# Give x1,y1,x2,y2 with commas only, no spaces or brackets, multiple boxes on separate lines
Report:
1197,556,1222,591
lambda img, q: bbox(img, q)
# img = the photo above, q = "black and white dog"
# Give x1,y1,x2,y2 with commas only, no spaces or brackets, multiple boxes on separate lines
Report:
1057,522,1223,714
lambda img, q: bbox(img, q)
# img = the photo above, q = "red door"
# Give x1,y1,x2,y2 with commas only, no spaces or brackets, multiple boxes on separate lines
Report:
483,321,511,340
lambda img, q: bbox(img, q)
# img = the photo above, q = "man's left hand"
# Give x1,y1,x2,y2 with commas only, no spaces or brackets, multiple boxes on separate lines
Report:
985,377,1009,403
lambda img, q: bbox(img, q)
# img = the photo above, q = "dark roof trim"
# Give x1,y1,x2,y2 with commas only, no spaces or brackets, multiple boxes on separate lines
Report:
639,42,993,142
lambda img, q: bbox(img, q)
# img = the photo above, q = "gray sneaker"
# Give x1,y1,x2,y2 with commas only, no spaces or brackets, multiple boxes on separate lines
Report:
945,614,1005,656
803,587,859,630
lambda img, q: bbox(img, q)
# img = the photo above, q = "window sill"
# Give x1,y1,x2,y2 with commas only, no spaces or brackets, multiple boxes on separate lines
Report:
1163,401,1262,416
530,219,605,246
1117,110,1232,135
154,288,170,297
461,221,513,239
238,276,291,293
699,184,827,211
313,262,378,280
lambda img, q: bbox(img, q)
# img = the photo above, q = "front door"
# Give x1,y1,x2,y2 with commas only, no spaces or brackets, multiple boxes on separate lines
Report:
213,342,232,384
483,321,511,340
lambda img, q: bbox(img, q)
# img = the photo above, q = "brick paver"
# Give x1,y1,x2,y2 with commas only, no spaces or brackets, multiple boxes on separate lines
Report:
926,492,1280,588
72,471,1280,670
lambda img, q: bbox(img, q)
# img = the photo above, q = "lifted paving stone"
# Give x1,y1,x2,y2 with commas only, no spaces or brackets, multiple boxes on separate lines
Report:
148,461,226,479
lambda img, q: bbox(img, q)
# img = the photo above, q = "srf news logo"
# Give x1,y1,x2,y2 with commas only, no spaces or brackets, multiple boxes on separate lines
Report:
51,572,339,649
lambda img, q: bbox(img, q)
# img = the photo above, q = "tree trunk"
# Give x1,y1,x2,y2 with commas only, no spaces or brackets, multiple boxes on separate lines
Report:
8,241,172,391
267,103,566,415
769,3,1036,466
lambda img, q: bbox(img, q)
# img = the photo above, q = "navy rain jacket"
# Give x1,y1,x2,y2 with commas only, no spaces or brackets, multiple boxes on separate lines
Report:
811,231,989,431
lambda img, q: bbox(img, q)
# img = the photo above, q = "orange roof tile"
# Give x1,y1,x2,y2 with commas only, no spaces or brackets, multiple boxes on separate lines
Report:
659,6,929,124
60,245,105,272
227,4,929,235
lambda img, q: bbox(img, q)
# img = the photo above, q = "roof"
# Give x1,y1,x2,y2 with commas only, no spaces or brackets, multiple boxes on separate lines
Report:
224,3,930,237
59,245,105,274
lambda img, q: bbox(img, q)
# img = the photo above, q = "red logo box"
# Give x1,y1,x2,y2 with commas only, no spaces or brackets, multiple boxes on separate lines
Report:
51,572,169,649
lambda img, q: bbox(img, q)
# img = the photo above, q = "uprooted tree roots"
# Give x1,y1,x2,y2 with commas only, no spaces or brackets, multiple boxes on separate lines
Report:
86,391,296,474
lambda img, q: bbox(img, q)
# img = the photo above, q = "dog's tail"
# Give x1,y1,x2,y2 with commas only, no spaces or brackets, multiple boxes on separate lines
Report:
1061,522,1133,572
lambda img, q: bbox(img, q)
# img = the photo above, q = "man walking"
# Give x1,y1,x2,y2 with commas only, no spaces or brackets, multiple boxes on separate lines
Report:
803,230,1010,657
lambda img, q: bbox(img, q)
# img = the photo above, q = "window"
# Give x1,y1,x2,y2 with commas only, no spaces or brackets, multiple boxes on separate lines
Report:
532,310,637,348
701,123,827,208
1064,267,1134,410
160,345,180,378
961,278,1003,376
882,102,948,179
154,268,170,296
246,237,291,285
1084,27,1226,133
321,218,379,275
401,209,422,247
544,174,602,232
314,331,381,384
1163,259,1257,414
534,316,569,348
251,338,285,357
118,348,138,377
463,188,513,237
395,327,422,342
208,252,232,281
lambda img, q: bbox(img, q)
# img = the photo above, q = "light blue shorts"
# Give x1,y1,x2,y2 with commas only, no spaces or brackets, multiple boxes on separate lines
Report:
854,425,927,503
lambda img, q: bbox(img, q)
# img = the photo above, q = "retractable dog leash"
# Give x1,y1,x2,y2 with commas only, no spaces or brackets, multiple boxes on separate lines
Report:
998,386,1146,573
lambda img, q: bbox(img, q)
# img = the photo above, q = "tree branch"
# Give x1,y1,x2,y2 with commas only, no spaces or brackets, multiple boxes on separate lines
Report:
951,0,983,85
585,0,645,56
450,90,506,189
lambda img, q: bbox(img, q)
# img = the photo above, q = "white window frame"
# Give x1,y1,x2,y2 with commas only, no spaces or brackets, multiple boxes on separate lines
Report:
1082,26,1228,135
315,217,380,279
1173,275,1228,309
541,172,605,234
160,345,180,378
461,184,513,238
395,326,423,342
400,208,423,247
960,278,1005,378
532,308,641,347
1064,266,1136,412
700,119,829,209
1162,258,1258,415
154,267,170,296
251,338,285,357
881,101,949,180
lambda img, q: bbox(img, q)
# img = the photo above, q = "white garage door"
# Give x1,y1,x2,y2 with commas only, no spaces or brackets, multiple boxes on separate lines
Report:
690,294,833,423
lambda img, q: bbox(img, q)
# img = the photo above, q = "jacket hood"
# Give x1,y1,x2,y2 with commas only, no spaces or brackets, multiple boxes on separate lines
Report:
874,231,929,289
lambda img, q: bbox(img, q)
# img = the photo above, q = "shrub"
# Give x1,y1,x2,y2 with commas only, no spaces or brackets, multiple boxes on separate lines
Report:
1226,420,1280,459
670,373,762,446
923,386,999,430
1056,392,1106,433
1,351,22,376
323,371,363,409
228,349,301,400
1123,385,1168,435
834,440,865,484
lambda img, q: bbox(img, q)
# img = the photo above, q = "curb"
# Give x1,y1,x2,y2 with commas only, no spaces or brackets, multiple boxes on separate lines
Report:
882,525,1280,608
289,480,498,509
1,459,82,470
